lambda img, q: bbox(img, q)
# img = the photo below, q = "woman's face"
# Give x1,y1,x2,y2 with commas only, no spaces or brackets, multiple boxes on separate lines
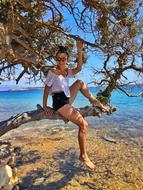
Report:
56,52,68,70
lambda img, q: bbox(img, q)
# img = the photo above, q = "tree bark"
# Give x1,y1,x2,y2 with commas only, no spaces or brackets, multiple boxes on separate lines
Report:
0,104,114,137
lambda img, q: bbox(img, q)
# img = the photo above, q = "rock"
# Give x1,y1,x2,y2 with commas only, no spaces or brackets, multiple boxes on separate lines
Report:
12,185,20,190
14,147,22,155
33,177,45,185
0,141,19,190
7,154,16,168
0,165,12,188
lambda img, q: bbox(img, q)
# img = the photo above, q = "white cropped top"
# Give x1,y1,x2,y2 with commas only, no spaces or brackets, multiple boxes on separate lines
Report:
44,69,72,97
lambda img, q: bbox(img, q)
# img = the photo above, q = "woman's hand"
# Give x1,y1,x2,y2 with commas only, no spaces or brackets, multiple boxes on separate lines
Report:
43,106,54,116
76,39,84,50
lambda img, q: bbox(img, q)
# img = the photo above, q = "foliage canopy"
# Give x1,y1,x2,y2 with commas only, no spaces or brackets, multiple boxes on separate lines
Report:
0,0,143,102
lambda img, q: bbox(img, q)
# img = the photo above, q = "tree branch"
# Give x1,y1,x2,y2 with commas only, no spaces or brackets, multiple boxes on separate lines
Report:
15,0,31,9
51,26,106,52
16,69,27,84
0,104,114,137
12,35,37,56
15,24,33,43
117,86,143,97
0,63,18,74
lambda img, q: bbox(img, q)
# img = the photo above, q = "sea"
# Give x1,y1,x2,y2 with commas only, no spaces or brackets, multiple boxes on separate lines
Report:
0,86,143,139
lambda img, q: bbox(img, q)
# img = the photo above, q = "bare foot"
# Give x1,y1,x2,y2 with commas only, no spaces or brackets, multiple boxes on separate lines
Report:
91,100,110,113
79,156,95,170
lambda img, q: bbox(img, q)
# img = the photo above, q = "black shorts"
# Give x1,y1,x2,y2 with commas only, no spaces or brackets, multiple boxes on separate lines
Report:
52,92,69,111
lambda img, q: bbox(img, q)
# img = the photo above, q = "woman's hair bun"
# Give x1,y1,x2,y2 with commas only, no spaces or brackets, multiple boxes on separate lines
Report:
57,46,69,57
58,46,68,52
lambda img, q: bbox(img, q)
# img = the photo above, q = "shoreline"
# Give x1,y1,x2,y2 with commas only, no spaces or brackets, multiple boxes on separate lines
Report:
0,83,143,92
1,122,143,190
1,118,143,145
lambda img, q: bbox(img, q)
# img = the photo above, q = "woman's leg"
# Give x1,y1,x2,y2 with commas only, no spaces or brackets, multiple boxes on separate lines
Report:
57,104,95,169
69,80,98,105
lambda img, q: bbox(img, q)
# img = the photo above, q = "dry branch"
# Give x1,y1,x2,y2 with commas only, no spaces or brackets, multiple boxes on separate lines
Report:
0,104,114,137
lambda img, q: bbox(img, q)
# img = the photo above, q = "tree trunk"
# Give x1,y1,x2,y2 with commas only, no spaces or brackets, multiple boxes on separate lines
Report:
0,104,114,137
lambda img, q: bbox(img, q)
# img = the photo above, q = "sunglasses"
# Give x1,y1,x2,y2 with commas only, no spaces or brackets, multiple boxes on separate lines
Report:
56,57,67,62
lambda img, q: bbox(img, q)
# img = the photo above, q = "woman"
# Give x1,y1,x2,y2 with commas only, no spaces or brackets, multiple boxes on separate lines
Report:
43,40,108,169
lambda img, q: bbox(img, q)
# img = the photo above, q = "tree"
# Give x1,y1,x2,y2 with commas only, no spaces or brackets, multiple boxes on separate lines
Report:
0,0,142,136
66,0,143,103
0,0,76,84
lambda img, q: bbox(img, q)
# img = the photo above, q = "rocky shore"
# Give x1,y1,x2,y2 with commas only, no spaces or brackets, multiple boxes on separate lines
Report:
0,121,143,190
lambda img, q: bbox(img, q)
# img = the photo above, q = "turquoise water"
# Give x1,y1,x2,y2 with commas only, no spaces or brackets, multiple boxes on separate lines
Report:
0,86,143,136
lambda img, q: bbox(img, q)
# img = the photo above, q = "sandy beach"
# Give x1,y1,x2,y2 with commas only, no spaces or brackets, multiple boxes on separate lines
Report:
1,120,143,190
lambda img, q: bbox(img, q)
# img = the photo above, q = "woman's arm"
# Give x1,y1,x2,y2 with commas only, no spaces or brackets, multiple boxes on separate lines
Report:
43,85,54,116
72,40,84,75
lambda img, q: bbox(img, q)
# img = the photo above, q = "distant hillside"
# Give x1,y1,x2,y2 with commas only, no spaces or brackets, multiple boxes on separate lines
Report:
9,87,44,91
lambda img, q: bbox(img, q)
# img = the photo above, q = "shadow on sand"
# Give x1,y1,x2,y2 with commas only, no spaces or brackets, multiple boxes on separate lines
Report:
19,148,87,190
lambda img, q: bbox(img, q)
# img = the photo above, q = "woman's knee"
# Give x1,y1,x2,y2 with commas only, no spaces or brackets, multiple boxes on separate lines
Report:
79,119,88,134
76,79,84,86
